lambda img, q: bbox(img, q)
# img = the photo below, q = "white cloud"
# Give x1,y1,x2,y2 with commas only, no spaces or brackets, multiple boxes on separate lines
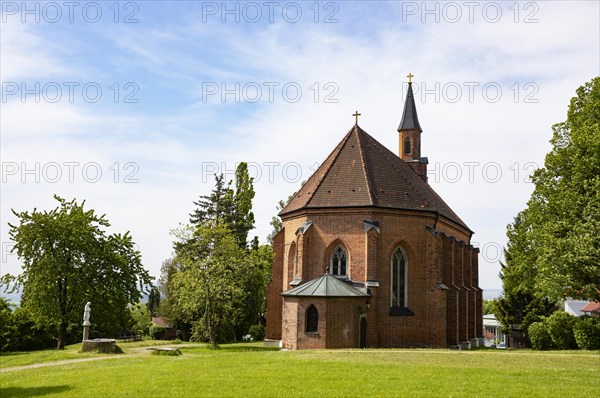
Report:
1,1,598,291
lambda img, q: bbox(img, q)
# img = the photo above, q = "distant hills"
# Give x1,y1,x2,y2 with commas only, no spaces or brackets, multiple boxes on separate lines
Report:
483,289,502,300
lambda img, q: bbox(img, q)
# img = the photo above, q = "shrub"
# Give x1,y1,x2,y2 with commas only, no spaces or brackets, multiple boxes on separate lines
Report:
248,324,266,341
573,316,600,350
528,321,552,350
546,311,578,349
149,325,166,340
0,298,18,351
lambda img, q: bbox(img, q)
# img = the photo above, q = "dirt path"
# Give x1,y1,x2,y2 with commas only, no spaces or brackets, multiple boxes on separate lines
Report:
0,344,197,373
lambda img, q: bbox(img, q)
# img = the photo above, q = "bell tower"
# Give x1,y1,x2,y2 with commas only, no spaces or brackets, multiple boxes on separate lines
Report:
398,73,428,182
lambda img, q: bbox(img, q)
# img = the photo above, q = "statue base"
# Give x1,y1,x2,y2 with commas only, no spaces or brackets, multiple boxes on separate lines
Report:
81,338,117,353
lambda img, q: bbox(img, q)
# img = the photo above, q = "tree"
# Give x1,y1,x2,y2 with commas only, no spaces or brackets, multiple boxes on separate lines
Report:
0,298,17,351
496,210,557,334
146,286,161,317
130,302,152,336
266,192,297,244
546,311,578,350
3,196,152,349
232,162,256,247
190,174,234,227
189,163,256,248
482,299,498,315
528,77,600,301
157,256,191,340
170,223,244,348
165,164,269,344
498,78,599,336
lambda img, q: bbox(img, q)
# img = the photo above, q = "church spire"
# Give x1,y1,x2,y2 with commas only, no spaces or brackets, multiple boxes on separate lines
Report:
398,73,422,132
398,73,427,182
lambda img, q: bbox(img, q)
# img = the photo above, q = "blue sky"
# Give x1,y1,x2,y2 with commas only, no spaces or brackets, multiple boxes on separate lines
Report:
1,0,599,293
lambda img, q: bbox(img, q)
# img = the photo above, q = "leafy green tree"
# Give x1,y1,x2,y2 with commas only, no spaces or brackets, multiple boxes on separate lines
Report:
190,174,234,227
2,196,152,349
498,78,599,336
267,199,286,244
573,316,600,350
496,211,557,333
546,311,578,350
0,298,17,351
157,256,191,340
236,243,272,337
190,163,256,248
482,299,498,315
146,286,161,317
528,321,553,350
167,163,269,344
130,302,152,336
170,223,244,348
528,77,600,301
267,192,296,244
11,307,56,351
232,162,256,247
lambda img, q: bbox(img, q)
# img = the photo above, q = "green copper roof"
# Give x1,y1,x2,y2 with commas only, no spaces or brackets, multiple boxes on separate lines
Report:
281,273,369,297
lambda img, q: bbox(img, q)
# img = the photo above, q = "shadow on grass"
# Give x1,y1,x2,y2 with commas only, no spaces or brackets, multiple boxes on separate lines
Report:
0,351,29,358
180,344,280,354
217,345,280,353
0,385,72,397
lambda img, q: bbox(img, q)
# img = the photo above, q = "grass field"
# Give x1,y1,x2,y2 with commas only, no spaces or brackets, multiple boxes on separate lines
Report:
1,343,598,397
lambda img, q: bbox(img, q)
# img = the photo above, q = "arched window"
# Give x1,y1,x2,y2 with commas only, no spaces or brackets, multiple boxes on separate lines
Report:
391,247,408,308
403,137,411,155
288,242,297,276
330,245,348,277
306,305,318,333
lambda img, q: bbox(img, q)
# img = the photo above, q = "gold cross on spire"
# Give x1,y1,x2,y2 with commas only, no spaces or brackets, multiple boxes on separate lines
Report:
407,72,414,83
353,110,361,125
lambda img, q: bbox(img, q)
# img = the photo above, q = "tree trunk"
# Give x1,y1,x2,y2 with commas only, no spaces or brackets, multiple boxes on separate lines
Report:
57,320,68,350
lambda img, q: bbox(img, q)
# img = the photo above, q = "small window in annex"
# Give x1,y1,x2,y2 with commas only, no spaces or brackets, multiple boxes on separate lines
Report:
306,305,318,333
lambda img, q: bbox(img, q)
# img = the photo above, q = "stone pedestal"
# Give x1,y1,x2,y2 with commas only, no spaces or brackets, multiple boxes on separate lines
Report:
81,338,117,353
82,324,90,341
458,341,471,350
264,339,282,348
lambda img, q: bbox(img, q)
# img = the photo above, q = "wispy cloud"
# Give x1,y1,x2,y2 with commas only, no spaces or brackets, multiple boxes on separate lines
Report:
1,1,598,289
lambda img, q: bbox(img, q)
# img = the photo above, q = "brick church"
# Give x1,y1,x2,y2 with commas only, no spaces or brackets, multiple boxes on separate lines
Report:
266,76,483,349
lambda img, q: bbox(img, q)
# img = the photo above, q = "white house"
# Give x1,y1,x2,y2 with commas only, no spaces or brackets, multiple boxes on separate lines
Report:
483,314,505,347
564,299,593,316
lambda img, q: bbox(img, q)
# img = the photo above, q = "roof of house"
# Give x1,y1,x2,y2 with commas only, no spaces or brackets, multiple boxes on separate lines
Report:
152,317,173,329
398,82,422,132
281,272,369,297
483,314,502,327
580,302,600,313
279,125,470,232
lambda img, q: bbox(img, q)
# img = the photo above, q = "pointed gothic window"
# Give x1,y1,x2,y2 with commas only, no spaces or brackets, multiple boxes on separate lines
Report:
403,137,411,155
306,305,318,333
330,245,348,277
391,247,408,308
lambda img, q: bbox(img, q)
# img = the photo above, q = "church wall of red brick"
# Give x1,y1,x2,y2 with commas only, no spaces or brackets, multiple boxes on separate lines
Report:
265,229,285,341
268,206,481,349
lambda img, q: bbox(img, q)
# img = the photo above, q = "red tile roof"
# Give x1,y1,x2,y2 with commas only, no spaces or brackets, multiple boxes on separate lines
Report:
152,317,172,328
280,125,471,232
581,302,600,313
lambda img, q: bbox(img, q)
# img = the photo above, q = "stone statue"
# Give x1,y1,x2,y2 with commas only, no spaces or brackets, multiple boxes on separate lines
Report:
83,302,91,326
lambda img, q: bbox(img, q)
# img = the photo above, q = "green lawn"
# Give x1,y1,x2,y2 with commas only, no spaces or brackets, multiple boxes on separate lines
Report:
1,343,598,397
0,339,180,368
